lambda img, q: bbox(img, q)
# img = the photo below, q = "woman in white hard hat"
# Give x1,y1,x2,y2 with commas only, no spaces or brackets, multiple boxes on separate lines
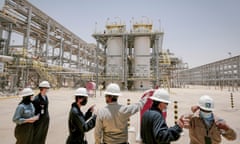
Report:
13,88,39,144
141,88,184,144
94,83,149,144
184,95,236,144
66,87,97,144
32,80,50,144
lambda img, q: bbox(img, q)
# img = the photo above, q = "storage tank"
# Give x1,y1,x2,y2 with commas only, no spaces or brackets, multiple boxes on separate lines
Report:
106,37,123,77
134,36,151,89
105,19,125,81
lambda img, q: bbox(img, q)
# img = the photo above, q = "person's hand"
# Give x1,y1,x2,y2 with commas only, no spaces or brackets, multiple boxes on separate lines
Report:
141,96,148,101
34,114,40,120
141,91,152,102
26,114,39,123
191,105,199,113
216,119,229,131
92,106,98,115
88,104,96,113
181,114,191,128
177,115,184,128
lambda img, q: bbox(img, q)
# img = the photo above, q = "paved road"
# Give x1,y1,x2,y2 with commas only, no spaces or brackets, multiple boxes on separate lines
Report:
1,87,239,144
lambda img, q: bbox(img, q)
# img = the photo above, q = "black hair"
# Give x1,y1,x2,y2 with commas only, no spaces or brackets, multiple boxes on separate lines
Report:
75,96,85,102
39,87,48,91
19,96,32,105
152,100,160,108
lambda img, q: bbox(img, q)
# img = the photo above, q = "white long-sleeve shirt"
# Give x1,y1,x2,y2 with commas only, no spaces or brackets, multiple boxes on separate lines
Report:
94,98,146,144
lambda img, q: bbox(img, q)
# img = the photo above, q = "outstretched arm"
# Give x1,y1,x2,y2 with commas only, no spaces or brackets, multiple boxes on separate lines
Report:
153,114,183,143
216,119,237,141
72,108,96,132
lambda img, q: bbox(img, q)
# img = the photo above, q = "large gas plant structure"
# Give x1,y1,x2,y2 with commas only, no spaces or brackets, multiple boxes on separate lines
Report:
92,17,183,90
1,0,239,94
0,0,185,93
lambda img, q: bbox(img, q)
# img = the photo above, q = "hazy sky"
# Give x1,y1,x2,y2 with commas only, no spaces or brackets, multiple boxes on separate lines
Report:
28,0,240,68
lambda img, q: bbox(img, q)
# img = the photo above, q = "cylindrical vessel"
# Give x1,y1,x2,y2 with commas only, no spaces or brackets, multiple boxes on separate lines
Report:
134,36,150,89
106,37,123,77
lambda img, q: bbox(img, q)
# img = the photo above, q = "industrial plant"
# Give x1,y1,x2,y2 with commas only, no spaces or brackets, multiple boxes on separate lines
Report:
0,0,239,94
92,17,183,90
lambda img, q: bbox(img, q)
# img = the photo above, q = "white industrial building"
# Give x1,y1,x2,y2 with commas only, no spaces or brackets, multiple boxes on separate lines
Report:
92,18,181,90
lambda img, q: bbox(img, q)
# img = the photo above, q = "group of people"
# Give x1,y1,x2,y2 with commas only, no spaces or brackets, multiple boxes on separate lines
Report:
13,81,50,144
140,89,237,144
13,82,237,144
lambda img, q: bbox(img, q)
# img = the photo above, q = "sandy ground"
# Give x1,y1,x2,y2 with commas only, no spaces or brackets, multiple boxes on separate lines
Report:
0,86,240,144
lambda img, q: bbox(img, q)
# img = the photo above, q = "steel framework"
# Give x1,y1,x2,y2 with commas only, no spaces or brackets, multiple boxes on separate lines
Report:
0,0,104,92
175,55,240,91
92,18,183,90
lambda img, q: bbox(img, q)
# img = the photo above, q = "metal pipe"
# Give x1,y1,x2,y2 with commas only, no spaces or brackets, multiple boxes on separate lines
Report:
96,39,99,90
46,20,50,57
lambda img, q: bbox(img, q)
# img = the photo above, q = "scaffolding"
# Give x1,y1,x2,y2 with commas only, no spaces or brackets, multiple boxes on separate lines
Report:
0,0,188,92
175,55,240,91
0,0,104,92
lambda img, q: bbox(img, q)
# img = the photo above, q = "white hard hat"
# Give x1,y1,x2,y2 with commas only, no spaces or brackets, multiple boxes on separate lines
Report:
150,88,171,104
198,95,214,111
104,83,121,96
39,81,50,88
75,88,88,97
19,88,34,97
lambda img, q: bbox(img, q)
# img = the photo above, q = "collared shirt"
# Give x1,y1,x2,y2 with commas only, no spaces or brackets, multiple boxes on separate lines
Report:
141,107,182,144
95,98,146,144
13,103,35,125
187,112,236,144
67,102,96,144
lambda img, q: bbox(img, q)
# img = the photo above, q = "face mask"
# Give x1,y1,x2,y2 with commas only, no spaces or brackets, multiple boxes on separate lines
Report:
200,110,212,119
80,98,88,106
162,109,167,120
162,108,167,112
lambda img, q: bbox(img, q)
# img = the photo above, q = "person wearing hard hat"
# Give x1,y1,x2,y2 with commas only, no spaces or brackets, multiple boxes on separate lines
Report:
12,88,39,144
184,95,236,144
94,83,149,144
66,87,97,144
141,88,184,144
32,80,50,144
